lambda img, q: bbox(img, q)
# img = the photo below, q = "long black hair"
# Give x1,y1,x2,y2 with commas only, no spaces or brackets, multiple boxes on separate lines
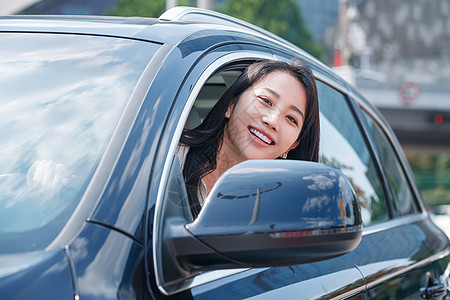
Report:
180,59,320,217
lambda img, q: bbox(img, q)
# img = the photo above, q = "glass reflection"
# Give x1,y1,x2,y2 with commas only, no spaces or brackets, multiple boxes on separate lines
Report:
0,33,158,253
362,112,417,217
317,81,388,225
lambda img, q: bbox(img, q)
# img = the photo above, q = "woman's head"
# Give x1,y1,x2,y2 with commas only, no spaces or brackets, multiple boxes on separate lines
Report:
222,70,306,162
192,59,319,162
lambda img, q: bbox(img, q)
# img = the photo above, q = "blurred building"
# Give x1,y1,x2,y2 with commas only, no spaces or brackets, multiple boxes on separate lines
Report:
320,0,450,84
0,0,40,14
297,0,450,153
297,0,339,41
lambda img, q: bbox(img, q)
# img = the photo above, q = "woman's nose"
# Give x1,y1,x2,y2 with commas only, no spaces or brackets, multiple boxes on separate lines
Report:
261,109,280,131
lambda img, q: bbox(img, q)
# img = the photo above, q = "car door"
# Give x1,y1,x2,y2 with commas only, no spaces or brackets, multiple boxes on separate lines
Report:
147,46,369,298
346,98,450,299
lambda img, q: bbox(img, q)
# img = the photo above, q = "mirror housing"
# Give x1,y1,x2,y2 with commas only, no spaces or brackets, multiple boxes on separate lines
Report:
155,159,362,295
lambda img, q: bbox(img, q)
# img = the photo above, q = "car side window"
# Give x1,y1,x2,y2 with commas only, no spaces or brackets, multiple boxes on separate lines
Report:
317,81,388,225
361,112,418,217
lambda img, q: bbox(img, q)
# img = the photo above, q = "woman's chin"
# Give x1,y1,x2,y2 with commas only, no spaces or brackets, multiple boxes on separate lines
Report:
242,151,278,161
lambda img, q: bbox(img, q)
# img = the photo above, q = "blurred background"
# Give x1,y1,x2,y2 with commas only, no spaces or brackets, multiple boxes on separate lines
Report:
1,0,449,209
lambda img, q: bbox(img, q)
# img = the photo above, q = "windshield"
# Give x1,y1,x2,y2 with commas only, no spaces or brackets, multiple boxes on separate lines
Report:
0,32,159,253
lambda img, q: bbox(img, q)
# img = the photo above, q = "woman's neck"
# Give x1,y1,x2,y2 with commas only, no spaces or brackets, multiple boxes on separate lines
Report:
202,143,244,194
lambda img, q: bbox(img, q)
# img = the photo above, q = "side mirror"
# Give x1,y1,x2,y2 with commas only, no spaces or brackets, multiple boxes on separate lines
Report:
154,159,362,295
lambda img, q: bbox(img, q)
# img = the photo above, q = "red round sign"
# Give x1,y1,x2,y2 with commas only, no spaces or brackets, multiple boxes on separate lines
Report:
398,82,420,106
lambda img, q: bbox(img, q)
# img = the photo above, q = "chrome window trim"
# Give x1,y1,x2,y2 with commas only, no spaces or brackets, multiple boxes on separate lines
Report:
314,72,351,96
153,51,275,294
191,267,270,293
364,247,450,289
362,211,428,235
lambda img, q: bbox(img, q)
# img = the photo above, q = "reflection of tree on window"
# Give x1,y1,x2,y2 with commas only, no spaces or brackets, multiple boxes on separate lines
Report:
321,156,366,212
321,150,387,226
317,81,389,225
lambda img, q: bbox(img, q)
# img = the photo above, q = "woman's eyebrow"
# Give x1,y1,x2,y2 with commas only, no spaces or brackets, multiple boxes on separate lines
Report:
261,87,280,99
290,105,305,121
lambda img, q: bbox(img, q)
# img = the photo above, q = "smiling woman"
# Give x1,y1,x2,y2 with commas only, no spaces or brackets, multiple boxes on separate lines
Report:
223,71,307,160
178,59,320,218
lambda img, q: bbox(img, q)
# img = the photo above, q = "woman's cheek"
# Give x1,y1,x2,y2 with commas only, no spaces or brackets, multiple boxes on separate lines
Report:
227,119,250,148
286,128,301,147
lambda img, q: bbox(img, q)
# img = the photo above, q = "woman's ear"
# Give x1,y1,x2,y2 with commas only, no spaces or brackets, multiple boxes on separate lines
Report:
289,140,300,150
225,101,235,119
225,108,231,118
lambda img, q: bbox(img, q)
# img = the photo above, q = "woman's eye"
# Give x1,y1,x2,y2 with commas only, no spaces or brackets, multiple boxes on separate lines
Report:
286,115,298,125
259,97,271,106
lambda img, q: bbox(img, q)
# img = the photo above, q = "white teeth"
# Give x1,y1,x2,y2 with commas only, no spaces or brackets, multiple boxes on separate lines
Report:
250,128,273,144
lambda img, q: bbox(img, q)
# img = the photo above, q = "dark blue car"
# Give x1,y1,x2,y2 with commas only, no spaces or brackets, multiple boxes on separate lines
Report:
0,7,448,300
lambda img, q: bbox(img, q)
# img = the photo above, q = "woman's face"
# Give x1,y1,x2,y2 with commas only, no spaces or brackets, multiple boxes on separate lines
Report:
223,71,307,162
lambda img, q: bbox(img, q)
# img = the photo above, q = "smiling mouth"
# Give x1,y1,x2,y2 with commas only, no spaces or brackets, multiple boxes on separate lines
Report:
249,127,275,145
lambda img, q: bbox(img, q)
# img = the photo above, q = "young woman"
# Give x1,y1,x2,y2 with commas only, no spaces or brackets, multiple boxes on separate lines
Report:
178,59,320,218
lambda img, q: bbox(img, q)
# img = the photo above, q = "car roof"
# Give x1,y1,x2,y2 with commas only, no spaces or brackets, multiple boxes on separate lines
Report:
0,7,377,109
0,7,310,58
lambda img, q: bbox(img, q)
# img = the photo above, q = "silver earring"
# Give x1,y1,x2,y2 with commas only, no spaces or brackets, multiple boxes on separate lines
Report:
282,152,287,159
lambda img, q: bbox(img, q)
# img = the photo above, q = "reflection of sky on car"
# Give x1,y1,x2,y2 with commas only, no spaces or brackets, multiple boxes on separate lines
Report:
0,33,157,232
319,114,376,224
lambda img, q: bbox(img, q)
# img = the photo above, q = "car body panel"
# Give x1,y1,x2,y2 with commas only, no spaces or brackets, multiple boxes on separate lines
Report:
0,249,73,299
69,222,145,299
190,255,365,299
350,215,450,298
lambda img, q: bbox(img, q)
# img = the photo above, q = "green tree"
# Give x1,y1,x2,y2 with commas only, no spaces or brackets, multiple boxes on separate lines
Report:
107,0,322,60
220,0,323,60
407,153,450,207
107,0,190,18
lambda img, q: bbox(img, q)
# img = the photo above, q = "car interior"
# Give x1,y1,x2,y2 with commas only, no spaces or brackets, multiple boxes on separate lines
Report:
185,69,242,129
